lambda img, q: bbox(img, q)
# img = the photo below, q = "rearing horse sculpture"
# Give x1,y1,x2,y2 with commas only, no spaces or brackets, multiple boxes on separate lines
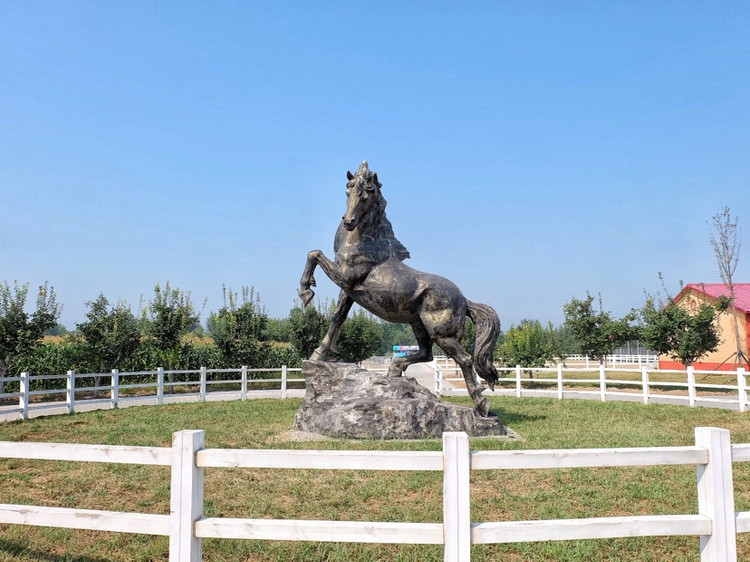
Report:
299,161,500,416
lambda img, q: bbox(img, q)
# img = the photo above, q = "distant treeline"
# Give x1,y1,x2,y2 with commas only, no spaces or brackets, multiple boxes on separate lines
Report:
1,282,417,377
3,280,729,378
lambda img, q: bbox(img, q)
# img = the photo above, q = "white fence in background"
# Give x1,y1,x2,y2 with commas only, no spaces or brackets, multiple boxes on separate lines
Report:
429,354,659,369
1,366,301,421
563,353,659,368
3,358,748,421
434,362,749,412
0,427,748,561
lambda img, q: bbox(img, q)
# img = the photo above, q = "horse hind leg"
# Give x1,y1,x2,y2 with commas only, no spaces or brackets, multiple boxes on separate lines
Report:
434,336,490,417
387,321,433,377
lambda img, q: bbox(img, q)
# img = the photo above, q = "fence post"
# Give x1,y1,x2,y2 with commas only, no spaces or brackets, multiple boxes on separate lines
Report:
737,368,747,413
556,363,563,400
241,366,248,400
641,367,650,405
157,367,164,406
688,366,697,407
443,432,470,562
694,427,737,562
170,430,205,562
515,365,522,397
281,365,288,399
110,369,119,409
200,367,207,402
435,365,443,395
66,370,75,414
19,372,30,421
599,364,606,402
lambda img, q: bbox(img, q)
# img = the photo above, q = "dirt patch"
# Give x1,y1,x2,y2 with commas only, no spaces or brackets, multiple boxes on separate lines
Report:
272,429,333,442
273,426,522,443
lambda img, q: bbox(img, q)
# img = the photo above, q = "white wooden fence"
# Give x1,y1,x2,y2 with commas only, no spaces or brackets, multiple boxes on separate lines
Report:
1,366,301,421
1,427,749,561
4,360,749,422
434,363,749,412
563,353,659,368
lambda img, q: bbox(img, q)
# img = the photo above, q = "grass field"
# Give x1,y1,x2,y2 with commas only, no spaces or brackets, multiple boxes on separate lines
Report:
1,396,749,561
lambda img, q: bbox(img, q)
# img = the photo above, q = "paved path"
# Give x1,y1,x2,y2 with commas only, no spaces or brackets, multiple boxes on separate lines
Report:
361,361,449,394
404,362,441,393
0,389,307,422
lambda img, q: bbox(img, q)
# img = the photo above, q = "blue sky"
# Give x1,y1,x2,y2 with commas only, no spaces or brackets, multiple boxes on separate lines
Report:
1,2,748,331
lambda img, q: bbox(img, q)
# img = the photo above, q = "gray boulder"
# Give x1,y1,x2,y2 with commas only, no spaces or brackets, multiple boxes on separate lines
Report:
293,360,507,439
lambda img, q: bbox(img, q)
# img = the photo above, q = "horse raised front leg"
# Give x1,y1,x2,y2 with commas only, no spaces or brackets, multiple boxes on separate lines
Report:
310,291,353,361
299,249,345,307
299,250,321,306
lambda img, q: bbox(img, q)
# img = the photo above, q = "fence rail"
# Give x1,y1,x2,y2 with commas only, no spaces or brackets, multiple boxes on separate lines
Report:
2,366,302,421
5,360,749,421
434,363,749,412
0,427,748,561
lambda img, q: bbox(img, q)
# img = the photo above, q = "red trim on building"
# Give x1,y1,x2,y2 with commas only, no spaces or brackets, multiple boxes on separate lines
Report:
657,359,744,371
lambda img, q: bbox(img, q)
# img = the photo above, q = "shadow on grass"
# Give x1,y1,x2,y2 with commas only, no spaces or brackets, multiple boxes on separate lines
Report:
0,539,112,562
494,409,547,425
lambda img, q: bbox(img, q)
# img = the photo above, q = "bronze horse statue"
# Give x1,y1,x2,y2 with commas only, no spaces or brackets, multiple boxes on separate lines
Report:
299,162,500,416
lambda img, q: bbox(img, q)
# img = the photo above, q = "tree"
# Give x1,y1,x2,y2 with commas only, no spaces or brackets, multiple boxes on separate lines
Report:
460,318,477,355
44,323,69,336
143,282,198,351
497,320,560,370
207,286,271,367
288,301,327,359
0,281,61,380
563,293,638,365
640,285,729,368
263,317,293,343
141,282,199,377
77,294,141,373
709,206,747,367
378,321,416,356
288,301,384,363
551,323,578,356
332,308,384,363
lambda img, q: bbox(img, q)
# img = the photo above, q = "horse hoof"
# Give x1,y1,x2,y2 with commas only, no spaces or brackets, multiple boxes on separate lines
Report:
386,368,402,377
309,348,325,361
299,289,315,307
474,398,491,417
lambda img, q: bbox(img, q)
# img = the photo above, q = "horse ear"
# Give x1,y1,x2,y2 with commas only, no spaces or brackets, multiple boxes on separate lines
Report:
347,171,354,180
372,173,379,186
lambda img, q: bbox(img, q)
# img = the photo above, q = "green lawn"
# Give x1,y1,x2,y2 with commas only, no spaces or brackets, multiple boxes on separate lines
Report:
0,396,749,561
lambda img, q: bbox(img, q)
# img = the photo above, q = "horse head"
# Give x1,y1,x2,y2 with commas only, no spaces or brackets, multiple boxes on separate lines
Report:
343,161,384,231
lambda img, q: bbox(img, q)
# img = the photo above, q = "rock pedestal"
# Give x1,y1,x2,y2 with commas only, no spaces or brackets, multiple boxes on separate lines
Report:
293,360,507,439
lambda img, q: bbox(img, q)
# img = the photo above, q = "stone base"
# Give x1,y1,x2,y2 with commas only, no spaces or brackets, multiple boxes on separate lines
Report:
293,360,508,440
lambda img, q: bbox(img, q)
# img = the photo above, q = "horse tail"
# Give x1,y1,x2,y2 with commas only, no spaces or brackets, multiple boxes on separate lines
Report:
466,300,500,390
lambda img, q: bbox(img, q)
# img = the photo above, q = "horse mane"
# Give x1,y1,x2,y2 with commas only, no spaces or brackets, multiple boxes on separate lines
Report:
377,213,411,261
365,170,410,261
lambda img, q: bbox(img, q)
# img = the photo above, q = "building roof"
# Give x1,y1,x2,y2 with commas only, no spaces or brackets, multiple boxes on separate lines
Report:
675,283,750,314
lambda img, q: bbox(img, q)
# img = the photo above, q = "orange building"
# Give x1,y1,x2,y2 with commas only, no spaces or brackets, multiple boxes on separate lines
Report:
658,283,750,371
